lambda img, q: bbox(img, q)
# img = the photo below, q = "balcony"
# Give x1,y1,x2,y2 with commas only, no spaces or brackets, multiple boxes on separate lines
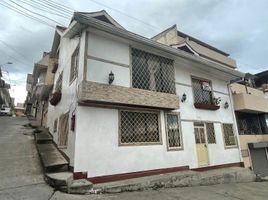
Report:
77,81,180,110
231,83,268,113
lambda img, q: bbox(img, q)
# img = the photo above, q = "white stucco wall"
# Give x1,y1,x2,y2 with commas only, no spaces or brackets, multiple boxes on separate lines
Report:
46,32,86,166
63,29,241,176
86,32,130,87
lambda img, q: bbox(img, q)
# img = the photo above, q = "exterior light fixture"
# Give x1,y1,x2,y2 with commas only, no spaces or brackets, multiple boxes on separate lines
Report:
181,93,187,102
224,101,229,109
108,71,114,85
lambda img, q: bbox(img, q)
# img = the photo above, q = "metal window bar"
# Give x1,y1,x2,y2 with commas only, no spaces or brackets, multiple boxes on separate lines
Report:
120,110,160,144
223,124,236,146
166,113,182,148
70,48,79,82
237,113,263,135
192,78,213,104
131,48,176,94
55,72,63,92
206,123,216,144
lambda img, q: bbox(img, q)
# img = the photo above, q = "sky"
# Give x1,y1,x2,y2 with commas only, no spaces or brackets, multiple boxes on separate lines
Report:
0,0,267,104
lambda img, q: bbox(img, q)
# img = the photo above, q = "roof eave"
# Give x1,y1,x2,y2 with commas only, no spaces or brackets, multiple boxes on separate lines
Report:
64,13,244,80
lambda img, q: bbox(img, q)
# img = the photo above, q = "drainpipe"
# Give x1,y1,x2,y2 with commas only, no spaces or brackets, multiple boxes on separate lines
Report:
227,83,244,164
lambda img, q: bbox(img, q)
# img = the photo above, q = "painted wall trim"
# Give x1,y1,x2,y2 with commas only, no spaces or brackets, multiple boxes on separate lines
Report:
192,162,244,171
84,165,190,183
87,55,129,68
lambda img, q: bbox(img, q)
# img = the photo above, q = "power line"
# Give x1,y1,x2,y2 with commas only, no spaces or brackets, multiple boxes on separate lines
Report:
0,48,30,67
16,0,71,19
0,1,55,28
87,0,161,32
6,0,65,26
0,40,32,65
36,0,74,14
30,0,73,16
41,0,75,12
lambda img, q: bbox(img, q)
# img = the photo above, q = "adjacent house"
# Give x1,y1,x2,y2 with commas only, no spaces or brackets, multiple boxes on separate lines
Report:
26,52,55,126
231,72,268,176
0,67,13,110
46,10,244,183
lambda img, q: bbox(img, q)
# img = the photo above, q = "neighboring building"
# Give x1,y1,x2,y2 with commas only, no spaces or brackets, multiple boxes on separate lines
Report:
14,102,25,117
25,52,56,126
46,10,244,183
231,73,268,176
0,67,13,109
255,70,268,99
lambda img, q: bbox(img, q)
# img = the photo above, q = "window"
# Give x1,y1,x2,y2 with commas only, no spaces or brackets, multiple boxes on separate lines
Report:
70,47,79,83
192,77,213,104
58,112,69,146
166,113,182,150
119,110,161,145
222,124,237,147
236,112,268,135
53,119,58,133
206,123,216,144
131,48,175,94
55,71,63,92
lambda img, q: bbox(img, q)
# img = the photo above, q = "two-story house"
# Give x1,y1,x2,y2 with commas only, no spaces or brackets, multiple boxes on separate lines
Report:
26,52,55,126
46,10,244,183
231,72,268,177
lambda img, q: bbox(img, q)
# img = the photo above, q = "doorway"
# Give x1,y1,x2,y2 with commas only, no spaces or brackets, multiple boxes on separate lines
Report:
194,123,209,167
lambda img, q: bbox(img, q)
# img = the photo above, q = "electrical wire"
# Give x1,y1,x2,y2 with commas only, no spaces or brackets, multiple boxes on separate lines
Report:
16,0,71,19
0,1,55,28
0,40,32,65
6,0,65,26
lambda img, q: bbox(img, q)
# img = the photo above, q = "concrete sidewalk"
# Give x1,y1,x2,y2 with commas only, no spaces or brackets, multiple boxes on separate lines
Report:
0,117,54,200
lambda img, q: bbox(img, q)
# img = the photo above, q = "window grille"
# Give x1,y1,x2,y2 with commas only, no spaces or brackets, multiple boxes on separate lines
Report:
236,112,266,135
206,123,216,144
70,47,79,83
120,110,160,144
55,72,63,92
166,113,182,149
192,78,213,104
222,124,236,146
131,48,175,94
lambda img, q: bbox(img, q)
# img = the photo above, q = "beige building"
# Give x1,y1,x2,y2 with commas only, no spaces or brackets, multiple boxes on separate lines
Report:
231,75,268,176
25,52,57,126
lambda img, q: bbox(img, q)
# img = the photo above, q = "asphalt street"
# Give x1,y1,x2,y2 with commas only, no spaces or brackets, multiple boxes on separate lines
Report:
1,116,268,200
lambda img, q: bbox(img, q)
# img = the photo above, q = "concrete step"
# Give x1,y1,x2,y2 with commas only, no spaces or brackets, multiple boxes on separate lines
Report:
36,143,68,172
34,127,53,144
45,172,73,188
93,167,256,193
67,179,93,194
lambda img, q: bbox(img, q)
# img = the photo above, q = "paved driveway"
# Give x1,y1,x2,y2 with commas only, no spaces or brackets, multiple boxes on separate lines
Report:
1,116,268,200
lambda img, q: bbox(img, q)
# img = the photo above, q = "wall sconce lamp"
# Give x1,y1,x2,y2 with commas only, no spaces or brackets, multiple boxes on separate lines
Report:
224,101,229,109
181,93,187,102
108,71,114,84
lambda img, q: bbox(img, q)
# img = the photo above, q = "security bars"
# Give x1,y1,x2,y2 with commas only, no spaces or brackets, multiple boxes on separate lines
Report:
206,123,216,144
131,48,176,94
120,110,160,145
70,47,79,83
192,78,213,104
223,124,236,146
55,71,63,92
166,113,182,149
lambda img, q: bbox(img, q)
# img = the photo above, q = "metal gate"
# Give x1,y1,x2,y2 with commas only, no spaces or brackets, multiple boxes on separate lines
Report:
249,144,268,176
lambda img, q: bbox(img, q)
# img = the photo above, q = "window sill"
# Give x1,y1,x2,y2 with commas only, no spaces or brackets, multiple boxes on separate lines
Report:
194,103,220,110
119,142,162,146
167,147,184,151
225,145,238,149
